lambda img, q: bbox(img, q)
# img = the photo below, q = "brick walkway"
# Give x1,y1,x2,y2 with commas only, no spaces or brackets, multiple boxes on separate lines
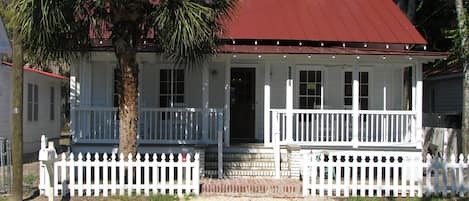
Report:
201,178,302,198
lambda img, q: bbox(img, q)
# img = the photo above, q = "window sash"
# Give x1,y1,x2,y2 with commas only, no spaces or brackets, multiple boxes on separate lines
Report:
299,70,322,109
160,69,184,108
50,87,55,120
344,72,369,110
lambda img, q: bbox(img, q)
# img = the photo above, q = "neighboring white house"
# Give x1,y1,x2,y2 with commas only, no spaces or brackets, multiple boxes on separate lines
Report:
424,64,463,114
69,0,447,178
0,62,67,154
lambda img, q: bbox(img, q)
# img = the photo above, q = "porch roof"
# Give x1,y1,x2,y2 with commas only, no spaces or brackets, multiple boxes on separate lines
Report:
217,45,448,57
222,0,427,45
2,61,68,80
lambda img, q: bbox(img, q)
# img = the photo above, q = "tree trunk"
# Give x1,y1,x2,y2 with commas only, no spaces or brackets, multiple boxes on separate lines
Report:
455,0,469,155
9,25,23,201
114,36,139,158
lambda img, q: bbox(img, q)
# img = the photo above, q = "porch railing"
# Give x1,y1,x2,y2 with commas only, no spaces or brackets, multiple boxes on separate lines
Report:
72,107,223,144
270,109,417,146
358,110,416,145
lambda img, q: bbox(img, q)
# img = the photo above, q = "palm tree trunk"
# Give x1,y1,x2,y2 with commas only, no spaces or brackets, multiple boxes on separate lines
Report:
455,0,469,155
10,25,24,201
114,37,139,158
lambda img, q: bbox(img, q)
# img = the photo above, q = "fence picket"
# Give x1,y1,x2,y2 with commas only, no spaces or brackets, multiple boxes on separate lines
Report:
94,153,100,196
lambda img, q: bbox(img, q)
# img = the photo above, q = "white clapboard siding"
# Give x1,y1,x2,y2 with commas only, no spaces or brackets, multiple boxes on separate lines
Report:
303,152,469,198
51,152,200,197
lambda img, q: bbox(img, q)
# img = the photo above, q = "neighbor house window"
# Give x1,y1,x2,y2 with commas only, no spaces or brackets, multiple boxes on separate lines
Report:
27,83,39,121
344,72,369,110
160,69,184,107
50,87,55,120
299,70,322,109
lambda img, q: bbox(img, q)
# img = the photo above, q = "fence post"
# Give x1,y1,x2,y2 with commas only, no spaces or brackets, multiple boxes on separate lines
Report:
38,135,57,201
38,136,47,196
302,153,309,197
217,112,224,179
194,153,200,195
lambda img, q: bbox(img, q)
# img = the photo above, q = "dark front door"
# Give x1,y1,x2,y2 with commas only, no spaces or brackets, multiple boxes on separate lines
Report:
230,68,256,143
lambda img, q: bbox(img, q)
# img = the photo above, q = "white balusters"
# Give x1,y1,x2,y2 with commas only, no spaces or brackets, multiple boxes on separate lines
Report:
73,107,223,145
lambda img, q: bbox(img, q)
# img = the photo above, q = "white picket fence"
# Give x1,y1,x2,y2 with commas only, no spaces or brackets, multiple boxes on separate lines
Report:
303,152,469,197
39,137,200,198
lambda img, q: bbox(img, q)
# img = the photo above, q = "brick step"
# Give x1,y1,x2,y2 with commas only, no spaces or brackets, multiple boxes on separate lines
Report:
204,169,291,178
201,178,302,197
204,161,290,169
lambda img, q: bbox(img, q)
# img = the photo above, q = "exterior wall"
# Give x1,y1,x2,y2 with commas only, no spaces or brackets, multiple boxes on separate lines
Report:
424,77,463,113
0,64,63,153
0,66,11,144
74,53,410,142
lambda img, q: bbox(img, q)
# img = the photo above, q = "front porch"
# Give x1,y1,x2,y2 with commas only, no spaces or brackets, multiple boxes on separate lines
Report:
70,53,425,150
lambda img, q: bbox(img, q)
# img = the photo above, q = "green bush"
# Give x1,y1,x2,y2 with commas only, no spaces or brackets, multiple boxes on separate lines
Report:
23,174,37,186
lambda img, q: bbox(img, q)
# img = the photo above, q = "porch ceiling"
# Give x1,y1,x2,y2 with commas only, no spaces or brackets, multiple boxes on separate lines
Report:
217,45,448,58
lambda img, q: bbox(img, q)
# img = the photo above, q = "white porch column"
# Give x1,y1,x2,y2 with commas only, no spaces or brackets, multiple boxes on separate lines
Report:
352,65,360,148
264,62,271,146
410,64,417,143
70,60,78,140
415,62,423,149
224,58,231,146
286,66,294,143
202,62,210,142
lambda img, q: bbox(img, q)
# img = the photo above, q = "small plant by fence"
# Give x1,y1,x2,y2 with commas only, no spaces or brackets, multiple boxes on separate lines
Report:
39,136,200,198
0,137,11,193
303,152,469,197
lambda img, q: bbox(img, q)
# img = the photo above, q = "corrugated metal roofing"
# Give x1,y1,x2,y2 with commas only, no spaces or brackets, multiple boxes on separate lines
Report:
222,0,427,45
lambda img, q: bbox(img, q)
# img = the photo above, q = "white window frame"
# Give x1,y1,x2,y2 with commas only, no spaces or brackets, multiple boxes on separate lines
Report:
27,83,39,122
295,65,325,109
159,68,185,108
341,67,373,110
50,86,55,121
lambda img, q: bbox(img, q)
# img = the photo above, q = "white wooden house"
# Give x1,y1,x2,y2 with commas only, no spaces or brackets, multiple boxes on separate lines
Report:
0,62,66,154
70,0,446,178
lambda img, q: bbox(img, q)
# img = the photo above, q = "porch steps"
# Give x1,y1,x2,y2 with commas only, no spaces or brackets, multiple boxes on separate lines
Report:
203,145,292,178
200,178,302,197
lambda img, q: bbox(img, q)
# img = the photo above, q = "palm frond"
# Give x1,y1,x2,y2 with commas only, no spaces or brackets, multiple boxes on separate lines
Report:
153,0,237,67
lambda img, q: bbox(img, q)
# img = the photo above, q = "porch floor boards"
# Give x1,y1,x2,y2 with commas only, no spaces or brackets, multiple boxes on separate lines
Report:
200,178,302,197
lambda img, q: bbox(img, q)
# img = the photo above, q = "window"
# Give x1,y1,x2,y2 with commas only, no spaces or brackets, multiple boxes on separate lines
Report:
344,72,369,110
160,69,184,107
50,87,55,120
299,70,322,109
27,83,39,121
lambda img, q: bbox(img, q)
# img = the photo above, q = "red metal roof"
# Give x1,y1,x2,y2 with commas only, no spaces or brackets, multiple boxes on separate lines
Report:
218,45,446,56
2,61,68,80
222,0,427,45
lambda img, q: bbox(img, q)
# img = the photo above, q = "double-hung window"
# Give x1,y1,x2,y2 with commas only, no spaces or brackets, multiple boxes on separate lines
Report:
299,70,322,109
50,87,55,120
344,72,369,110
27,83,39,121
160,69,184,107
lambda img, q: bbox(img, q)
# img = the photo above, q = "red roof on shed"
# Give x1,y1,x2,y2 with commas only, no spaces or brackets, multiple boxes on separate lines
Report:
222,0,427,45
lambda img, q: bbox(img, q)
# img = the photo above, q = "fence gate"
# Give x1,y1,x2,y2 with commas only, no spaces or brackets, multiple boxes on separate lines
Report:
0,138,11,193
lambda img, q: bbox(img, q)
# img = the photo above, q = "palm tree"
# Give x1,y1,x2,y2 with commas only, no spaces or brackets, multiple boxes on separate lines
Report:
12,0,237,157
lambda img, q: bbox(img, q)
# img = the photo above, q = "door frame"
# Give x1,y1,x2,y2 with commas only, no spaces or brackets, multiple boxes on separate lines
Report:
229,63,259,143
